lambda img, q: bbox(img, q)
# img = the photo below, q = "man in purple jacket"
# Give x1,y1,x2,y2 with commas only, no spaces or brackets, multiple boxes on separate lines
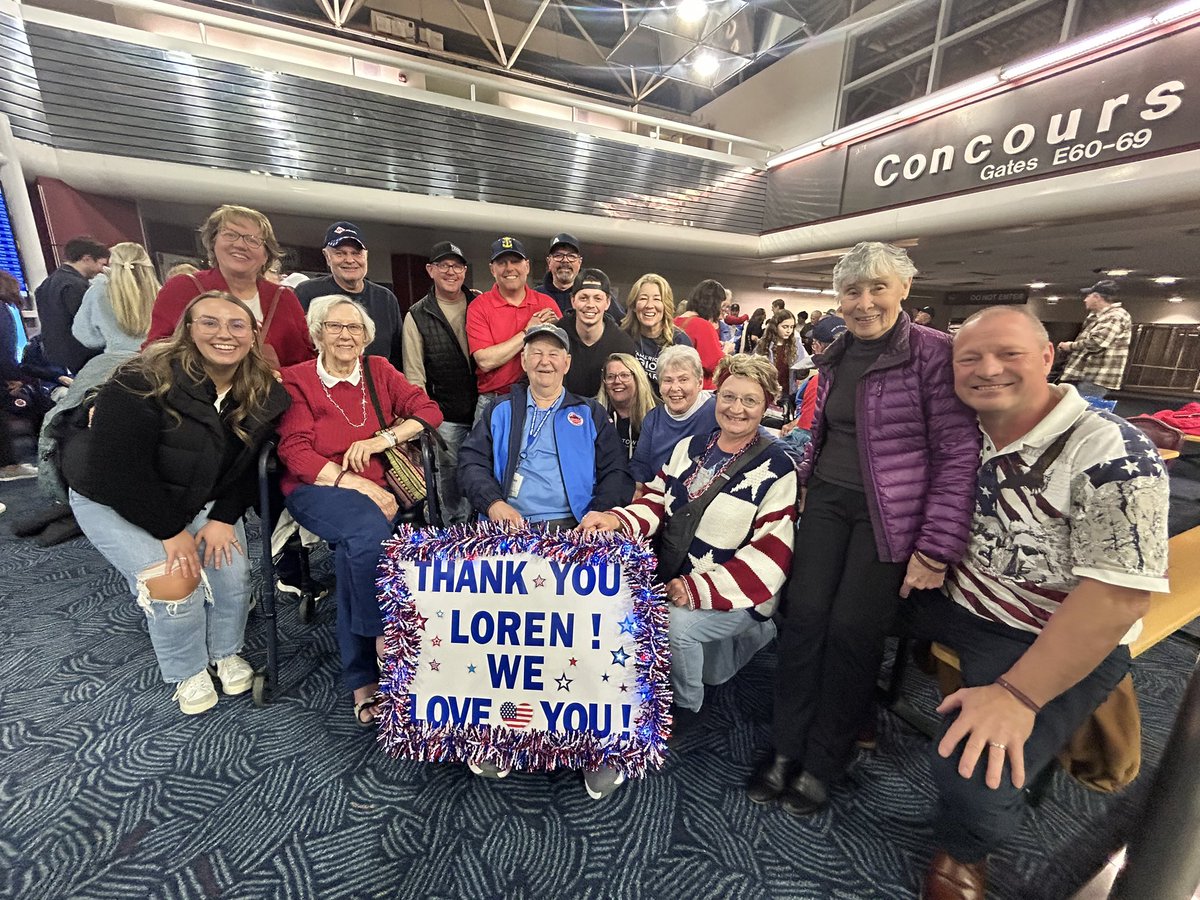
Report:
910,306,1169,900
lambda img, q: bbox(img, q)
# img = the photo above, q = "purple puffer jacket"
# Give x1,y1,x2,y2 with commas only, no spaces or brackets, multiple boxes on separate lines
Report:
798,314,980,565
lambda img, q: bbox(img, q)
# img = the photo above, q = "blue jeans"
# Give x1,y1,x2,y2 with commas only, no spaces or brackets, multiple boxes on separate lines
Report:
436,421,471,524
69,490,251,683
286,484,393,691
1068,379,1108,398
899,590,1131,862
670,606,776,711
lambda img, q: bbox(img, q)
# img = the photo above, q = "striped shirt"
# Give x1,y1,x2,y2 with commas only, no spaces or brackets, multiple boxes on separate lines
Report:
946,385,1169,638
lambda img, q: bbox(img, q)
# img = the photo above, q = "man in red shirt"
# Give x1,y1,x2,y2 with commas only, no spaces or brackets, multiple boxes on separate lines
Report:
465,236,560,421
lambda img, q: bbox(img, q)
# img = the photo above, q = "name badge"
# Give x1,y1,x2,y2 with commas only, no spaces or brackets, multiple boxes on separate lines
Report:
508,471,524,500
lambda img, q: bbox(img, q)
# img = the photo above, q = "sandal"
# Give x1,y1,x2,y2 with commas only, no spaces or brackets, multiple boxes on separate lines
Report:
353,694,383,727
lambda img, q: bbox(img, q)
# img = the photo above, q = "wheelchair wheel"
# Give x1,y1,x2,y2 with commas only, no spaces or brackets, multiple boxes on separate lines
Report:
252,671,268,707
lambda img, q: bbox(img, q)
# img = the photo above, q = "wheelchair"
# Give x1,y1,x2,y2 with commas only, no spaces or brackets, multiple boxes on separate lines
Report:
249,430,442,705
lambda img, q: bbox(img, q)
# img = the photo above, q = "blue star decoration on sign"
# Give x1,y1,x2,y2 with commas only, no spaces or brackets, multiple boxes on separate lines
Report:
611,647,630,667
467,664,476,674
618,615,637,636
556,673,573,692
601,673,610,682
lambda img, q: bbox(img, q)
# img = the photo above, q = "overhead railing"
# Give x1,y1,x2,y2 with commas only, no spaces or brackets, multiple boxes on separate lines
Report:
22,0,776,160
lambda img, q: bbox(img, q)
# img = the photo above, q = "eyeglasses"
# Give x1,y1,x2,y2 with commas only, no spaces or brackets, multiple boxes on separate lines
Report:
217,229,265,249
432,261,466,274
322,322,365,336
549,252,581,263
191,315,252,336
603,372,633,383
716,391,764,409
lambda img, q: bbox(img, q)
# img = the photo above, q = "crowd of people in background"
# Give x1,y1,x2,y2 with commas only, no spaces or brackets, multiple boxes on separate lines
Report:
0,205,1164,898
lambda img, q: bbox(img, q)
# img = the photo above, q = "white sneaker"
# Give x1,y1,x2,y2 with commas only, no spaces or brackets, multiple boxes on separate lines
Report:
212,654,254,695
0,463,38,481
172,670,218,715
468,760,511,779
0,502,6,516
583,767,626,800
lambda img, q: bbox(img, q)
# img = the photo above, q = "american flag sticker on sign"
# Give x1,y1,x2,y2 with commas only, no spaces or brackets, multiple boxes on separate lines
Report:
500,701,534,729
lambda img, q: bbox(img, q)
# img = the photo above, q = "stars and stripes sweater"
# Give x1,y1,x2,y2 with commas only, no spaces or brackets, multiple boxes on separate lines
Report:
611,433,798,615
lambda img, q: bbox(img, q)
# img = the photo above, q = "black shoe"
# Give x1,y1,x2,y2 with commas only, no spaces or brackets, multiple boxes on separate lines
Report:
780,770,828,817
12,502,72,537
35,516,83,547
746,752,795,804
668,703,709,743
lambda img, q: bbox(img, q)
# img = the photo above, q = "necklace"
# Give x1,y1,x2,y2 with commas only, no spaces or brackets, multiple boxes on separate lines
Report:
683,432,759,500
319,369,368,428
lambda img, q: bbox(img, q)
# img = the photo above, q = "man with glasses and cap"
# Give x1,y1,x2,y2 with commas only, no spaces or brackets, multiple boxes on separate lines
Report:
466,236,561,421
459,322,633,531
560,269,637,398
295,221,403,368
540,233,583,310
1056,279,1132,399
402,241,480,524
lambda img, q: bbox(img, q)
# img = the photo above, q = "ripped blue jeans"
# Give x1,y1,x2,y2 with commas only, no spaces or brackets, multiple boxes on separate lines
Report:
69,490,252,683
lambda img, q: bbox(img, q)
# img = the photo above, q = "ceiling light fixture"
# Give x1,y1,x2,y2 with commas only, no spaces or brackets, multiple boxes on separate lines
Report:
692,51,720,77
1154,0,1200,23
1047,296,1060,302
1168,296,1185,303
1105,268,1133,276
1154,275,1181,284
1028,281,1048,289
676,0,708,24
766,284,838,295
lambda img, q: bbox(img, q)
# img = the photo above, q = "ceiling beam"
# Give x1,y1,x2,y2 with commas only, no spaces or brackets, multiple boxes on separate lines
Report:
552,0,636,99
448,0,506,67
481,0,510,67
507,0,553,70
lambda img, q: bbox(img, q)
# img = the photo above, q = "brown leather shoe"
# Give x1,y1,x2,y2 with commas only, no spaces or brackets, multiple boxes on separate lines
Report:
922,850,986,900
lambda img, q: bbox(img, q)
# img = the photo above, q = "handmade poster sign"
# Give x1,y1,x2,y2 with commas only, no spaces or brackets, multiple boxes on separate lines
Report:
376,524,671,777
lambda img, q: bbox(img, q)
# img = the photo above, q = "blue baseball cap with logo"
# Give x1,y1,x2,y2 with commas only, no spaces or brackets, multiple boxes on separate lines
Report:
324,221,366,249
490,236,528,262
811,315,847,345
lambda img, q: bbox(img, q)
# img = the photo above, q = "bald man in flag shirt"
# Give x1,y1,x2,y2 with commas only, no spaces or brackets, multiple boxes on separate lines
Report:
902,306,1169,900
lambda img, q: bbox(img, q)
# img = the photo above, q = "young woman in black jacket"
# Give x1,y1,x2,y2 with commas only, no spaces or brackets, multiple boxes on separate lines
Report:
67,291,290,714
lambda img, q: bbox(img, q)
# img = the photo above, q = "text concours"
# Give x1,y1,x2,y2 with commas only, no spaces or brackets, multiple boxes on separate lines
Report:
375,525,671,776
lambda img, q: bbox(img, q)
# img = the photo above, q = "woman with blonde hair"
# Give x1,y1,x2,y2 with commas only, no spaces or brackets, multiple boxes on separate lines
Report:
621,273,693,390
145,204,313,369
595,352,657,459
66,291,291,714
73,242,160,354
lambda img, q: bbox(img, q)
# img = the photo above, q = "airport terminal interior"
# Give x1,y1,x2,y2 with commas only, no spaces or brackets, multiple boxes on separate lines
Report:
1,0,1199,897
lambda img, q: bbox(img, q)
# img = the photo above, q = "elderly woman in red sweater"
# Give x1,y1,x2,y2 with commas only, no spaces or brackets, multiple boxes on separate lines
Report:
278,294,442,724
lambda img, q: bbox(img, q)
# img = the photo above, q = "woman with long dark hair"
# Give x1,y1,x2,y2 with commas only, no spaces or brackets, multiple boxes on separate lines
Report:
674,279,726,389
755,309,813,417
67,291,291,714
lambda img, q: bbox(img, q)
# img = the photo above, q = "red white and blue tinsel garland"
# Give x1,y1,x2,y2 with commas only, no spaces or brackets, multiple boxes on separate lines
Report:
374,523,671,777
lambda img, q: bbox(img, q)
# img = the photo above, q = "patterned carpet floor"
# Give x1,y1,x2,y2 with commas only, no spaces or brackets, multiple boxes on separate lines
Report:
1,474,1196,900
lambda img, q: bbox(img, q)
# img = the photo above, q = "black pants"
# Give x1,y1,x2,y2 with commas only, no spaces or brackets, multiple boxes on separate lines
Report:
772,478,906,781
898,589,1131,862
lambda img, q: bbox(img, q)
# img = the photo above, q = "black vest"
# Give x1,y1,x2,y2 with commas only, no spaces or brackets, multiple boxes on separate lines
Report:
410,289,478,424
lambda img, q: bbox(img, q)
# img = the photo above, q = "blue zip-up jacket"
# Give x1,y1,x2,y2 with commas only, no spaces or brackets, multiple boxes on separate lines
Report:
459,382,634,522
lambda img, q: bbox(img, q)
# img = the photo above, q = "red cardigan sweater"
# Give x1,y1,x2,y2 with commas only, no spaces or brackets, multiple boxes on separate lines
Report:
277,355,444,494
146,269,315,367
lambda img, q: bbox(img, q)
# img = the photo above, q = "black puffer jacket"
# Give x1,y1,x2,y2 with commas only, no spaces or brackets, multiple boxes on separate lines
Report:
66,361,290,539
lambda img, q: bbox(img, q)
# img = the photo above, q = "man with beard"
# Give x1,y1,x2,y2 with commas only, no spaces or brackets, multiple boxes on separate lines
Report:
539,233,583,310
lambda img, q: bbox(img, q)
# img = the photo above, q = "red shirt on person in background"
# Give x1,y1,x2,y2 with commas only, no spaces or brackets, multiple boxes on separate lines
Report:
145,268,314,367
674,314,724,390
466,284,560,395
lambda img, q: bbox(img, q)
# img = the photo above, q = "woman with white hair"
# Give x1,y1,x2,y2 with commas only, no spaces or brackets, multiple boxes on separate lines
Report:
748,241,980,818
277,294,443,725
628,345,718,484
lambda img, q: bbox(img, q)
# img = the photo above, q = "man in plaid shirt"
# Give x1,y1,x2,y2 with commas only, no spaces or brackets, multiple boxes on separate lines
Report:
1056,279,1132,397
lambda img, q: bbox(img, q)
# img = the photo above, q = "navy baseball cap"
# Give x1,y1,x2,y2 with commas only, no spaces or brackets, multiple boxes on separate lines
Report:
1081,279,1119,298
524,323,570,350
811,315,847,345
324,221,366,249
549,233,581,254
573,268,611,297
429,241,467,264
490,236,528,262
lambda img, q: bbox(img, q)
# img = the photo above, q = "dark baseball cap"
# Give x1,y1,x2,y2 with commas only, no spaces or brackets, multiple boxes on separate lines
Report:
811,315,847,345
429,241,467,265
524,323,570,350
1081,279,1119,298
324,221,366,249
490,236,528,261
573,268,611,297
917,306,934,315
549,233,581,254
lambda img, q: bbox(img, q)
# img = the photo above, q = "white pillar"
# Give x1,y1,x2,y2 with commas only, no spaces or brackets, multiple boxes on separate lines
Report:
0,113,48,295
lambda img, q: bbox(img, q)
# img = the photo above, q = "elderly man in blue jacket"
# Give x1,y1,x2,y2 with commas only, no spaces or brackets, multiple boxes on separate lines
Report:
459,323,634,529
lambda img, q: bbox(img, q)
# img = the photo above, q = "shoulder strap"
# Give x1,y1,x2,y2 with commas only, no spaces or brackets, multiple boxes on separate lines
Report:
361,357,388,431
261,283,284,335
186,273,205,299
